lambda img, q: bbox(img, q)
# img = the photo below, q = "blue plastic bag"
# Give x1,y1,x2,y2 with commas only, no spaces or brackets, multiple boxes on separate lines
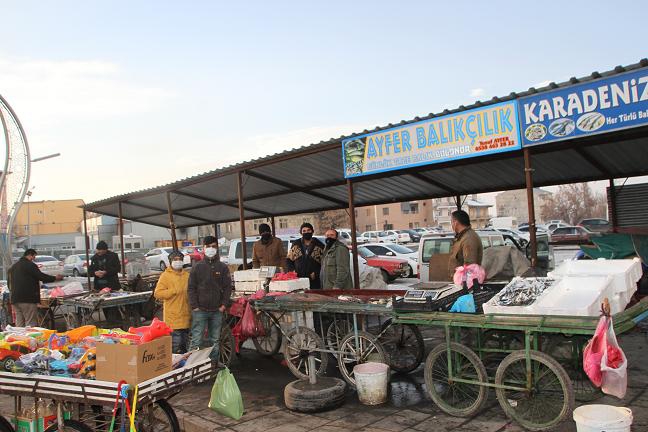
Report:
208,368,244,420
449,293,476,313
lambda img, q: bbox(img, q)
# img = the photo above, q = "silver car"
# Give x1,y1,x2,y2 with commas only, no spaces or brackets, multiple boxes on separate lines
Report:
145,247,174,271
63,254,89,277
34,255,64,276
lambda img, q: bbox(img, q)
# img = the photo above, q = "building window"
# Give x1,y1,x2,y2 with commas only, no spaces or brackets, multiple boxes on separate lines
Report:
409,222,414,229
365,209,370,216
226,223,232,233
382,207,389,216
414,222,420,228
280,218,288,229
383,223,393,230
401,202,419,214
365,224,372,231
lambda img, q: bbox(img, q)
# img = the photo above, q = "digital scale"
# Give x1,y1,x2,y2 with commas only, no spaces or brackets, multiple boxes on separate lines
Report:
403,283,464,304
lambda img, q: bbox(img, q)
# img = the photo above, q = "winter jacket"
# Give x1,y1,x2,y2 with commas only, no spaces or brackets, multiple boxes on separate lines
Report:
320,240,353,289
252,236,287,270
7,257,56,304
448,227,484,279
88,250,122,290
286,238,325,289
154,267,191,330
188,257,232,312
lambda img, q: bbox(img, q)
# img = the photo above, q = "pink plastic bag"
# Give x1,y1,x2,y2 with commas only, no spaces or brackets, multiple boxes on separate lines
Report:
240,303,265,339
583,316,607,387
453,264,486,288
601,318,628,398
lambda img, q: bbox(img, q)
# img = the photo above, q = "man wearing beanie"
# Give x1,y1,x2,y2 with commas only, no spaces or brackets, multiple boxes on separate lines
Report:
88,240,123,325
287,222,325,289
251,223,287,270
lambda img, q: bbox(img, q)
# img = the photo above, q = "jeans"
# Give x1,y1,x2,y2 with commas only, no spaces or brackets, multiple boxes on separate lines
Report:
172,329,189,354
189,310,223,361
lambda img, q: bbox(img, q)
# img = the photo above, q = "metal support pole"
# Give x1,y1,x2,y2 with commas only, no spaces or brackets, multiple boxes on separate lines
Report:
523,148,538,267
609,179,618,233
118,202,126,275
237,171,248,269
271,216,276,236
347,180,360,289
166,191,178,251
213,224,219,248
455,195,462,211
82,209,92,290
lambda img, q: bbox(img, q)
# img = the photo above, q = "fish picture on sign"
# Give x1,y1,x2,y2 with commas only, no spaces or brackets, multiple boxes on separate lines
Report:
344,138,366,176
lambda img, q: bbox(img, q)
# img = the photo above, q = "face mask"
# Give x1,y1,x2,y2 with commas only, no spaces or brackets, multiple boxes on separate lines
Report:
325,237,336,247
171,261,184,270
204,247,217,258
302,232,313,240
261,233,272,243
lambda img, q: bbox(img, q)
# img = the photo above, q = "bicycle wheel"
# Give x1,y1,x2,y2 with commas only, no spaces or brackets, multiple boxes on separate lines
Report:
423,342,488,417
337,330,387,388
495,350,574,431
282,327,329,379
252,313,282,356
325,318,352,351
378,320,424,373
44,419,93,432
137,399,180,432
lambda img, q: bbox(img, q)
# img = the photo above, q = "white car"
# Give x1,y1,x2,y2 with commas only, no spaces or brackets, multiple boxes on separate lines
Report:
220,235,300,272
379,230,410,244
144,247,174,271
34,255,64,276
358,231,380,244
363,243,418,278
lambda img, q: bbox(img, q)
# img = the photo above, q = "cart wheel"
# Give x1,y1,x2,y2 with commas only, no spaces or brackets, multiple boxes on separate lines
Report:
137,399,180,432
481,330,524,375
325,319,352,351
43,419,93,432
283,327,329,379
337,330,387,388
378,321,424,374
495,350,574,431
219,326,235,367
424,342,488,417
543,334,602,402
252,313,282,356
0,416,13,432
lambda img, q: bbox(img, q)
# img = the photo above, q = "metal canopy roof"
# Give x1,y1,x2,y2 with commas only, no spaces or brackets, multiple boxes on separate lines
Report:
85,59,648,228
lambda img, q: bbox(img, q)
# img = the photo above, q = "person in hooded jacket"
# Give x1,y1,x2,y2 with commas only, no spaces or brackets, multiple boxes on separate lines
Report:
252,223,287,270
320,229,353,289
154,251,191,353
286,222,325,289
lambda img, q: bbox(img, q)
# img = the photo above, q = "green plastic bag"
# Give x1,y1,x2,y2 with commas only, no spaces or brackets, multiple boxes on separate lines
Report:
208,367,244,420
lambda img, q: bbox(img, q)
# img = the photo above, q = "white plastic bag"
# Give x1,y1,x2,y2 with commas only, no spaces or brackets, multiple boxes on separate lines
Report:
600,318,627,398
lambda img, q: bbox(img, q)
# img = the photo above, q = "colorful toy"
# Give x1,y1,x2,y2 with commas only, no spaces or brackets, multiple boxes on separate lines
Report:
0,347,23,372
128,318,172,343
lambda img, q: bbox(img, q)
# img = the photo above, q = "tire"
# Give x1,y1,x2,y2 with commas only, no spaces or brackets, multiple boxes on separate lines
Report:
495,350,574,431
2,357,16,372
284,377,346,413
252,313,282,356
44,419,93,432
137,399,180,432
380,270,390,283
73,268,79,277
424,342,488,417
404,265,413,278
0,416,13,432
219,326,235,367
337,330,387,388
282,327,329,379
159,261,167,271
378,321,424,373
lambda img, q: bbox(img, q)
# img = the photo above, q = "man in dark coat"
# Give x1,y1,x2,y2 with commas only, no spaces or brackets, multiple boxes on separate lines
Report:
8,249,63,326
88,241,121,291
287,223,325,289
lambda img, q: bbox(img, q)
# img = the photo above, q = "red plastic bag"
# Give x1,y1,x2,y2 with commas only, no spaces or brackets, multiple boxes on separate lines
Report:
240,303,266,339
583,316,608,387
601,318,628,398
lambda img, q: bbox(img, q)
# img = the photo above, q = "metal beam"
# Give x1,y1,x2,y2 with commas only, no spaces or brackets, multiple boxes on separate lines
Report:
237,171,248,270
609,179,618,233
121,201,214,224
245,171,348,207
166,191,178,251
82,209,92,290
118,202,126,273
524,148,537,267
348,180,360,289
408,172,454,194
574,147,612,177
172,190,270,216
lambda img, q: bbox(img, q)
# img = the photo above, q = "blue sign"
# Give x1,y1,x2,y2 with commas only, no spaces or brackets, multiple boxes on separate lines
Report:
519,68,648,146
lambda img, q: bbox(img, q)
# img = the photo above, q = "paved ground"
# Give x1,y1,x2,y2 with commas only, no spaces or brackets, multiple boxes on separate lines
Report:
2,326,647,431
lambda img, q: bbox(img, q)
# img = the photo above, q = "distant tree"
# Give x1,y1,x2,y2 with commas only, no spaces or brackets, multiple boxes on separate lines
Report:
540,183,607,225
314,210,350,232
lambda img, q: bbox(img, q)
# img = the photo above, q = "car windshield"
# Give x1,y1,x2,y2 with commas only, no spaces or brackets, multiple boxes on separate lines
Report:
357,247,376,258
34,256,57,262
163,248,174,254
378,232,389,237
387,244,414,254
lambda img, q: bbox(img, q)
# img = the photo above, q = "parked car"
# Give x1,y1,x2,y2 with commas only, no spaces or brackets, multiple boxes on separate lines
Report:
546,222,570,233
358,231,380,244
363,243,418,278
550,226,593,244
379,230,410,244
144,247,174,271
495,228,529,245
336,229,361,245
63,254,89,277
413,227,432,236
356,246,408,282
578,218,611,233
518,225,548,235
117,250,151,278
220,235,299,272
181,246,204,264
398,229,421,243
34,256,63,276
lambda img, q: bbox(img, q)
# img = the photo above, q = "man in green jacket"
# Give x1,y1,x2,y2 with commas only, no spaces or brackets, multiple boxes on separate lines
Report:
320,229,353,289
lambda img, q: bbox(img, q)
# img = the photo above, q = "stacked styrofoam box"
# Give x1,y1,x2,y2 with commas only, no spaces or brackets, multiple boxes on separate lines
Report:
482,277,554,315
279,311,315,335
233,269,264,292
268,278,310,292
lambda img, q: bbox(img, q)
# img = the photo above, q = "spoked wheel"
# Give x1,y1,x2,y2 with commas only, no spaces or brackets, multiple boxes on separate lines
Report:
543,334,602,402
0,416,14,432
378,321,424,373
424,342,488,417
283,327,329,379
495,350,574,431
252,313,282,356
325,318,352,351
137,399,180,432
44,420,93,432
481,330,524,375
219,326,235,367
337,330,387,388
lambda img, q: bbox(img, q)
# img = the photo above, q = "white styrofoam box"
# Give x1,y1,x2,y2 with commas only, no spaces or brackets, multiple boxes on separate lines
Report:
268,278,310,292
234,269,262,282
234,280,264,292
482,277,554,315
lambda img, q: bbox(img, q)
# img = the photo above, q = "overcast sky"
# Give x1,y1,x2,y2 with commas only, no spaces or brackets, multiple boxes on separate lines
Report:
1,0,647,209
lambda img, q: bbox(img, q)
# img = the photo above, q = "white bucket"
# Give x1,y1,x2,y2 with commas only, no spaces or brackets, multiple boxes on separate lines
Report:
354,362,389,405
573,405,633,432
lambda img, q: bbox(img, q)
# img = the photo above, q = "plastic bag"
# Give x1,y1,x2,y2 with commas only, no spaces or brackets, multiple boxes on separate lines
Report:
601,318,628,398
449,293,476,313
240,303,265,339
583,316,607,387
208,367,244,420
453,264,486,288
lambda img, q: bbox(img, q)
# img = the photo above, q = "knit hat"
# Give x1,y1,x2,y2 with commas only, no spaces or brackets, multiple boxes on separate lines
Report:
96,241,108,250
300,222,314,232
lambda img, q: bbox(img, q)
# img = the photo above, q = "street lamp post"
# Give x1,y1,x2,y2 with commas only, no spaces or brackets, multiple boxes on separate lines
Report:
26,187,34,248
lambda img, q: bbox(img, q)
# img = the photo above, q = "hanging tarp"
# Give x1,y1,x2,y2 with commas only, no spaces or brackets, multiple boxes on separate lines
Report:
580,234,648,262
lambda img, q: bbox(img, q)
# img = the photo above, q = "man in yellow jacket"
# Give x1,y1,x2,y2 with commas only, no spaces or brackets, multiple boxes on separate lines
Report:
154,251,191,353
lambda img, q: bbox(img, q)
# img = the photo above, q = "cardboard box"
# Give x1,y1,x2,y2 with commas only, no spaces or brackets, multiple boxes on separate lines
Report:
428,253,452,282
96,336,172,385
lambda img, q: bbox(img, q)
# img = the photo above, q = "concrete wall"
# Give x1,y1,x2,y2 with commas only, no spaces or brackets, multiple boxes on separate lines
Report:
14,199,84,237
354,200,436,232
495,188,553,224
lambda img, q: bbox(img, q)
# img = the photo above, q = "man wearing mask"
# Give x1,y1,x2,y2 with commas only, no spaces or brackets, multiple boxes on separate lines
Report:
188,236,232,362
154,251,191,353
448,210,484,279
287,223,325,289
320,229,353,289
252,223,287,270
8,249,63,327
